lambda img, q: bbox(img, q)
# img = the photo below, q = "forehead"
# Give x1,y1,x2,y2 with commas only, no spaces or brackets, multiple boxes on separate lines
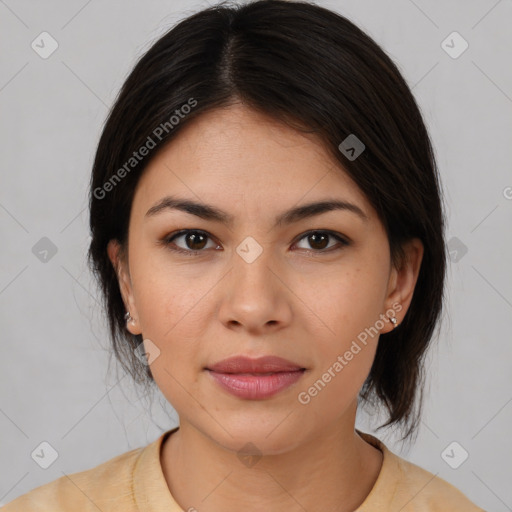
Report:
157,103,335,174
132,103,374,222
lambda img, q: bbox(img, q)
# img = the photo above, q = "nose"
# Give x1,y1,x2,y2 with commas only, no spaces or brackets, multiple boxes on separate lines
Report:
217,245,293,334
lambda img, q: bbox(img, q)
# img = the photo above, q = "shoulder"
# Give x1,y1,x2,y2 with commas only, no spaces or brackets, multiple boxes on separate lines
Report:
356,430,487,512
2,443,145,512
392,453,486,511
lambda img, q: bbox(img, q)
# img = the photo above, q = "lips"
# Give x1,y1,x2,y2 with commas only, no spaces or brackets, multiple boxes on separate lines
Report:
205,355,306,399
206,355,305,374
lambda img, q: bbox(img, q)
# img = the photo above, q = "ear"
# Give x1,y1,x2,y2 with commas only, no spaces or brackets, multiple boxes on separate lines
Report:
381,238,424,334
107,239,142,335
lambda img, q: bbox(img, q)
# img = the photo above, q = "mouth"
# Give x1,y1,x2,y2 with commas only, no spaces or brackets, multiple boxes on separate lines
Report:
204,355,307,399
205,368,307,400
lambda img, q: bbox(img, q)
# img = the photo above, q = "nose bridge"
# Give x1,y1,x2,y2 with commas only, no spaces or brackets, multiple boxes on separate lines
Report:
223,232,292,317
232,234,275,288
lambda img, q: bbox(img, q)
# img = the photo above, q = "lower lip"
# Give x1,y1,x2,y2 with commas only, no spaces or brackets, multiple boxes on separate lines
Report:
206,369,305,399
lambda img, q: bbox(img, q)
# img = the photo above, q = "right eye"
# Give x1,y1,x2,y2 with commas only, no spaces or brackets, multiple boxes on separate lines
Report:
163,229,222,255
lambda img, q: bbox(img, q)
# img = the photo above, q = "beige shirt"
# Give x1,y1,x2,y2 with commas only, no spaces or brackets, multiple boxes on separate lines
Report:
3,427,486,511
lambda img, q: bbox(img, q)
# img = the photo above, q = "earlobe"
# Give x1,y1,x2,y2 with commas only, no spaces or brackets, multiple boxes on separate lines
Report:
107,240,142,335
124,311,139,334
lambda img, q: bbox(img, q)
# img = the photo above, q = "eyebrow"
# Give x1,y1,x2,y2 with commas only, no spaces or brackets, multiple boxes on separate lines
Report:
144,195,369,228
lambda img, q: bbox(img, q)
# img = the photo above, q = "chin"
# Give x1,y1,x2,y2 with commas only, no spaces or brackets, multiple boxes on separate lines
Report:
205,418,309,458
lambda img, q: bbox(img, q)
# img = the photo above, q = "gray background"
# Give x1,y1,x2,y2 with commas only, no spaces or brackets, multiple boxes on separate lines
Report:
1,0,511,510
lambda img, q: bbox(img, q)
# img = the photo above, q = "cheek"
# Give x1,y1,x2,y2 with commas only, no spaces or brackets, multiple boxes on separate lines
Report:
301,264,385,338
136,275,207,408
301,263,386,390
298,340,377,422
299,270,382,412
130,264,216,387
130,248,209,335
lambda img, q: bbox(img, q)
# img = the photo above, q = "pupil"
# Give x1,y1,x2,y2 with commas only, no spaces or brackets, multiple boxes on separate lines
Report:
310,233,328,250
187,232,206,250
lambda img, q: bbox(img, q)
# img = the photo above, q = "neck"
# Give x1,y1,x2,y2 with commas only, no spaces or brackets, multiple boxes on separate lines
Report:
160,407,383,512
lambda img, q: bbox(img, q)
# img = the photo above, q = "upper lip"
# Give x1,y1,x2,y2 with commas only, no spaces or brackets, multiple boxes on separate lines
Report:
206,355,305,374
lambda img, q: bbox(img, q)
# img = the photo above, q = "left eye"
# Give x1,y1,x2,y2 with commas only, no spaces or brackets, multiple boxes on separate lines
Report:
163,229,349,255
293,231,349,252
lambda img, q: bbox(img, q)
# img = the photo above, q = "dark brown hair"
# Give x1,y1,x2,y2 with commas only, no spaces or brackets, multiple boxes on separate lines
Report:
87,0,447,442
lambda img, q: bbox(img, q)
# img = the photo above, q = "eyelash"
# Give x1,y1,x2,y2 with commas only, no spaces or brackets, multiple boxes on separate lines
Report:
162,229,350,256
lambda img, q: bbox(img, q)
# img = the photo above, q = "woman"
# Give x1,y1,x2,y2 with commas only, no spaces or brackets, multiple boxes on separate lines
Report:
4,0,486,510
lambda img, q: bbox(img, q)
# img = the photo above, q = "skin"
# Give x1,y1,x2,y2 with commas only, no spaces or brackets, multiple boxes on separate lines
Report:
108,103,423,512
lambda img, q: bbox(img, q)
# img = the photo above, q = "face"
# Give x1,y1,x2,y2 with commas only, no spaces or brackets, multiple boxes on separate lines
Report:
108,103,423,454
